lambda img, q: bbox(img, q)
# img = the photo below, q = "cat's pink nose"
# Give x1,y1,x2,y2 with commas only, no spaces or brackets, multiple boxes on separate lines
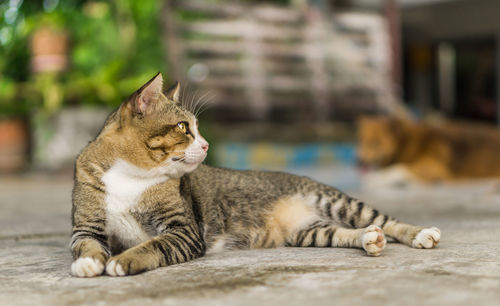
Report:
202,143,209,152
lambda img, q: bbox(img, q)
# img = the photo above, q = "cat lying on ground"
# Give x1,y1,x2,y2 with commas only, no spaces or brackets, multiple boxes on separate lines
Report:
357,116,500,187
70,73,440,277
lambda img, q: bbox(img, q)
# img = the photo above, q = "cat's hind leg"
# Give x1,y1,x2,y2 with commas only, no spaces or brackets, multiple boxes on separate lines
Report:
383,223,441,249
285,221,386,256
312,190,440,249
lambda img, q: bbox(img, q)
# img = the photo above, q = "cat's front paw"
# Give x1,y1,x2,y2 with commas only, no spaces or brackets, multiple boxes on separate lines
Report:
106,251,158,276
71,257,105,277
412,227,441,249
106,259,126,276
362,225,386,256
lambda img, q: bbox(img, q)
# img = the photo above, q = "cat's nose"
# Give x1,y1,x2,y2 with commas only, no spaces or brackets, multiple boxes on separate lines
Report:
201,142,209,152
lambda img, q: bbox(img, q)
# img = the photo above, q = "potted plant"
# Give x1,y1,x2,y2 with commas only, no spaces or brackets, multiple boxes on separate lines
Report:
0,78,30,172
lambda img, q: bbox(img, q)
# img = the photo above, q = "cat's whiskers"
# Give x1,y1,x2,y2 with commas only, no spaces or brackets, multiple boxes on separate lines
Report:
192,91,211,116
186,84,197,113
192,93,204,116
177,83,215,117
192,92,215,118
194,93,215,118
198,95,216,117
190,88,201,114
187,84,195,113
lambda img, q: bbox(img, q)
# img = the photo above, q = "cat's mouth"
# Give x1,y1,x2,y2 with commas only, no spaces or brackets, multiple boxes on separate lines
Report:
171,155,204,165
171,156,187,163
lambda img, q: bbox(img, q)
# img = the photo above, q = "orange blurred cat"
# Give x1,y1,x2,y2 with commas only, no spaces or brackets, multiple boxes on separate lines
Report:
357,116,500,183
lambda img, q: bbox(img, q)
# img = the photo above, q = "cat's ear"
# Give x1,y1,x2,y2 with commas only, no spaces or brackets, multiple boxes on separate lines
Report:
129,72,163,115
165,81,180,103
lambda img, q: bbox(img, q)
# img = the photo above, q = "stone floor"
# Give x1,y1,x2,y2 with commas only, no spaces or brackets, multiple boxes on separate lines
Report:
1,169,500,306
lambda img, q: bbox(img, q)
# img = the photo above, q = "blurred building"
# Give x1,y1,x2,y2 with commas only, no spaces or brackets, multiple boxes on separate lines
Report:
401,0,499,123
163,0,500,124
350,0,500,124
163,0,400,122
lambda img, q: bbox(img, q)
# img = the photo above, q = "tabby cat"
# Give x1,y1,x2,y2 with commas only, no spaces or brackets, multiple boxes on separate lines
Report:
71,73,440,277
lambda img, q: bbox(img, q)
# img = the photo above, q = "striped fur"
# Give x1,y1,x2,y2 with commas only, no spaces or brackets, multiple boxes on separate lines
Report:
70,75,441,277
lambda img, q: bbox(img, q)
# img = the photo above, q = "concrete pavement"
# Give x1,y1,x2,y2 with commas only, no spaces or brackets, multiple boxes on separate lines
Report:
1,170,500,306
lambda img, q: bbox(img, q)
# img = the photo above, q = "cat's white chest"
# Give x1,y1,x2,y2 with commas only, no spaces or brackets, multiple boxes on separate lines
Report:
102,159,169,248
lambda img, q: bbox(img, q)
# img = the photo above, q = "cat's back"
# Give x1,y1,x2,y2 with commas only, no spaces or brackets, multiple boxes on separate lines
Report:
185,164,318,201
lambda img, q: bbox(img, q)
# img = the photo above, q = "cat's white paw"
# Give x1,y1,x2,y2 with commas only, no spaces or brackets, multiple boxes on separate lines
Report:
106,259,126,276
412,227,441,249
71,257,104,277
362,225,386,256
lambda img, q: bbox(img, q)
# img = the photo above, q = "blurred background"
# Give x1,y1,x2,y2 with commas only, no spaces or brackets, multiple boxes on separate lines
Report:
0,0,499,189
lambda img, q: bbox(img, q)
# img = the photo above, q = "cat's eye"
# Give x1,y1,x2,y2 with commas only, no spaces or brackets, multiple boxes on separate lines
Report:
177,122,188,133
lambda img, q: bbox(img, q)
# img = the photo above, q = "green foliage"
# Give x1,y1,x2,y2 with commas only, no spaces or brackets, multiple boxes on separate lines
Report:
0,0,168,117
0,0,293,118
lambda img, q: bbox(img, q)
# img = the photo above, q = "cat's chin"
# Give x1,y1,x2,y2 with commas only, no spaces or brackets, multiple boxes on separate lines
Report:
181,161,202,173
165,160,202,179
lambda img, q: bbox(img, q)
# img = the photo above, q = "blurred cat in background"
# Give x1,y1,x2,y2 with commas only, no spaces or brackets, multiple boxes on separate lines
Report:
357,116,500,187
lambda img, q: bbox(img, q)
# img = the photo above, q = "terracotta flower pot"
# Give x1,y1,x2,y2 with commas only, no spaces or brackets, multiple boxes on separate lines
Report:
0,118,28,173
30,27,68,73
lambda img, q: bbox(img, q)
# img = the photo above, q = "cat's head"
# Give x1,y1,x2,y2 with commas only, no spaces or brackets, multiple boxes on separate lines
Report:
357,116,403,168
105,73,208,178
